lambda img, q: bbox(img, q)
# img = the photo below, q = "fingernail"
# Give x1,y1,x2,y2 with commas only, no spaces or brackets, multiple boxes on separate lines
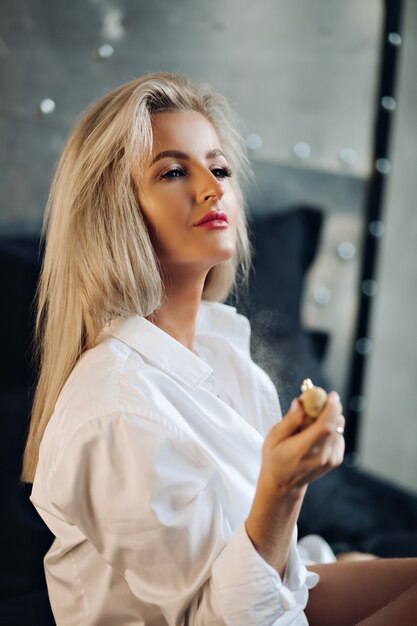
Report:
291,399,300,412
330,391,340,402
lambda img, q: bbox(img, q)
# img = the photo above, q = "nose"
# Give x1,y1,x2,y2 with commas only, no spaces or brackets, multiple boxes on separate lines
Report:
196,169,225,205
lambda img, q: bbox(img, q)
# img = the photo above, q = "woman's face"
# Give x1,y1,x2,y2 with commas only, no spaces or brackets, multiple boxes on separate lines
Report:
135,110,239,277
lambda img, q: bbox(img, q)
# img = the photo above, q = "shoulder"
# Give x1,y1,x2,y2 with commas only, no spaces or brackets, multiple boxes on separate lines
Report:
37,338,123,474
39,333,184,478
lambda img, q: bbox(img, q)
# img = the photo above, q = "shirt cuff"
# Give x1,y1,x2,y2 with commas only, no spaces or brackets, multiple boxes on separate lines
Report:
211,523,319,626
297,534,337,565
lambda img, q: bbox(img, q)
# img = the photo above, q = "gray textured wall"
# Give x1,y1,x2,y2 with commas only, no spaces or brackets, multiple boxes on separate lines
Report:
0,0,381,233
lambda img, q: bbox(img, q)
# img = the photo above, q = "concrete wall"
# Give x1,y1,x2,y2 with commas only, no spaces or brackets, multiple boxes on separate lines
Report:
0,0,381,232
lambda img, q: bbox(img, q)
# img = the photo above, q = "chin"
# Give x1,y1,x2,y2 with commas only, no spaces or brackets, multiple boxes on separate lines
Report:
214,237,236,257
211,246,236,264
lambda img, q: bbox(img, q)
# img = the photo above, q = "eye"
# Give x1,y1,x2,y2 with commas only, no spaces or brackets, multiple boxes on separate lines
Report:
211,166,233,179
159,164,233,182
160,167,186,181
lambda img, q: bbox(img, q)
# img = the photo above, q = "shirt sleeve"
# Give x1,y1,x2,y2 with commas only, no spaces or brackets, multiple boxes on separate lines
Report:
297,534,337,565
47,411,318,626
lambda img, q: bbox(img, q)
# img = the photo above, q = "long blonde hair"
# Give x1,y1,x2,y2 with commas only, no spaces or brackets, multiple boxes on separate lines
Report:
22,72,253,482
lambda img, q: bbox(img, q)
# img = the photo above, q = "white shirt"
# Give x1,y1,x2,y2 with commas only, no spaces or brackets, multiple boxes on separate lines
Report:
31,301,334,626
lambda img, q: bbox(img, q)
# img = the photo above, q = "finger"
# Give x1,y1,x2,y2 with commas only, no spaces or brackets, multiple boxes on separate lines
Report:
287,459,337,490
303,431,345,473
334,413,346,437
284,433,345,491
269,399,305,443
304,415,346,457
330,429,346,465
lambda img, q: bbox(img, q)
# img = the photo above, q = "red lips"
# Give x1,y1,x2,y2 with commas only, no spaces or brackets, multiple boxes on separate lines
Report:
194,210,228,226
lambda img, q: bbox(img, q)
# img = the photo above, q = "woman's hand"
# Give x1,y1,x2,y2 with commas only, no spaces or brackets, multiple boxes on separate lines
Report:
258,392,345,500
245,393,345,575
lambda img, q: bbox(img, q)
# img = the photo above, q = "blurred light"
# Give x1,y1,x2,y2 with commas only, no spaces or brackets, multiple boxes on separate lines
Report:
339,147,357,166
388,32,402,47
312,286,332,305
39,98,56,114
381,96,397,111
95,44,114,60
337,241,356,261
356,337,372,355
293,142,311,159
376,158,391,174
102,9,125,40
245,133,263,150
362,279,378,297
369,220,385,238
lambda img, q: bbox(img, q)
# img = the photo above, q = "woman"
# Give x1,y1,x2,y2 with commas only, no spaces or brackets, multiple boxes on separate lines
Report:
23,72,417,625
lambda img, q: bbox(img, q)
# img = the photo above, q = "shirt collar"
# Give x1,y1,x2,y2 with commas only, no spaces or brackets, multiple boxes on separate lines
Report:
196,301,251,354
101,313,214,391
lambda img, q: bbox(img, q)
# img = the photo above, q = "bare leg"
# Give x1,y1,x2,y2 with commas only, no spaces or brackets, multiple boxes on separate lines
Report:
306,558,417,626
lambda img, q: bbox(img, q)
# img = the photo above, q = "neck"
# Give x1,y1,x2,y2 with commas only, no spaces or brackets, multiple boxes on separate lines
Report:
147,268,208,352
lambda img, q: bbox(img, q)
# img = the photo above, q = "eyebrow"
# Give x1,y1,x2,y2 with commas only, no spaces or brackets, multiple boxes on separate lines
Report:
150,148,227,166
